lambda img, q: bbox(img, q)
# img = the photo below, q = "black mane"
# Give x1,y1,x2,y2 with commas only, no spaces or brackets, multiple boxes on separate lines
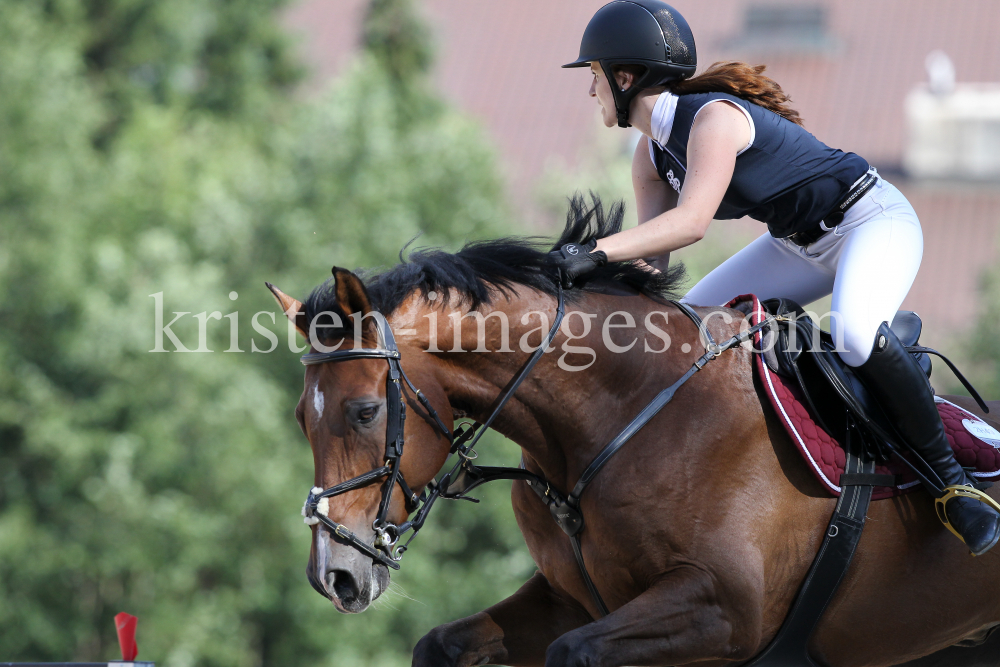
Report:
304,194,687,323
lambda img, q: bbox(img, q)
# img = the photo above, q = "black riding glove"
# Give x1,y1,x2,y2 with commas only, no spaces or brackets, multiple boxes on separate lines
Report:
546,239,608,288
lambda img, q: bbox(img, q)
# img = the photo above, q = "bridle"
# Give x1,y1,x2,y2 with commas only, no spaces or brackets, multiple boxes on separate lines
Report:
300,310,444,570
299,286,566,571
299,279,773,616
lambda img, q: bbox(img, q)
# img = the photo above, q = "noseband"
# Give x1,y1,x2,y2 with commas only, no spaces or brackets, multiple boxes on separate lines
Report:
300,287,566,570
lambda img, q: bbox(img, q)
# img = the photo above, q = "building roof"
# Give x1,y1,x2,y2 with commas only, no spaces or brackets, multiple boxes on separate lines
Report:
284,0,1000,336
286,0,1000,184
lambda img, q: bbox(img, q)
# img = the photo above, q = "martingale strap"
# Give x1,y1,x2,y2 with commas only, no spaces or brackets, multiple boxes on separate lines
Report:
455,300,774,618
557,301,772,617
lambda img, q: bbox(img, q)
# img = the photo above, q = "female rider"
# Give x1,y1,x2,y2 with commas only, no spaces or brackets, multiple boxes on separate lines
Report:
546,0,1000,555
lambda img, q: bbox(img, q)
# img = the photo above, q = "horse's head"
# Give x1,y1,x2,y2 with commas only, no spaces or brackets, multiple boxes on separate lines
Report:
268,268,453,613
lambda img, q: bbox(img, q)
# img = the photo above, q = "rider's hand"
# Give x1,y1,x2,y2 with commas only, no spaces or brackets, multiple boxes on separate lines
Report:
546,239,608,288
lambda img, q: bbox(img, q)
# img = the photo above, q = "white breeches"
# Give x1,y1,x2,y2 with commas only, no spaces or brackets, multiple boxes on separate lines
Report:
682,174,923,366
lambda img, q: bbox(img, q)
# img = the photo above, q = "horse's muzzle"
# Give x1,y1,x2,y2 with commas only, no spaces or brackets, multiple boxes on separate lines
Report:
309,526,389,613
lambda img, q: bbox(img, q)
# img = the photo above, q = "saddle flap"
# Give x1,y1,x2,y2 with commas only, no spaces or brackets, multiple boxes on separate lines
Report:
730,293,1000,502
755,299,903,460
759,302,931,381
809,345,869,420
760,298,813,377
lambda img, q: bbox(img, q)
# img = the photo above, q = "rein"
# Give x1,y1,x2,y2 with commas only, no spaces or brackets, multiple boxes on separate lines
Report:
299,278,772,617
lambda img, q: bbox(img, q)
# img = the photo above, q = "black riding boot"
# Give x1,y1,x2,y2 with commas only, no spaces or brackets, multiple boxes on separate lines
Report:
853,322,1000,555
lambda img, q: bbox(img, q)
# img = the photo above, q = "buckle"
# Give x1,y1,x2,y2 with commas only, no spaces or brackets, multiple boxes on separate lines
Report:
934,485,1000,555
449,422,476,454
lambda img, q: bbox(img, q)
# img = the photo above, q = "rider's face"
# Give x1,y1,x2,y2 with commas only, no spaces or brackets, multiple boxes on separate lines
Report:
590,62,617,128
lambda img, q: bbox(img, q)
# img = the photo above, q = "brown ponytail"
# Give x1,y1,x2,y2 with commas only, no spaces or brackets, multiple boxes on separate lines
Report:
669,61,804,126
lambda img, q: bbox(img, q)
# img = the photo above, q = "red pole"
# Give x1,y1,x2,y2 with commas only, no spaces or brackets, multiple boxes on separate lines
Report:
114,612,139,661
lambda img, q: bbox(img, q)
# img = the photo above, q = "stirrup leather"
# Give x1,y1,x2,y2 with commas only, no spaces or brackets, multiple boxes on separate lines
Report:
934,485,1000,555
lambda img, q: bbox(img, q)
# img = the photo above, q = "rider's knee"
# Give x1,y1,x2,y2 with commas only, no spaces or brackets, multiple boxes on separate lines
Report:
830,321,879,367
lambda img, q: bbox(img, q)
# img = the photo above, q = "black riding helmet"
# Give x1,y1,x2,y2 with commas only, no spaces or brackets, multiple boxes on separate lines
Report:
564,1,697,128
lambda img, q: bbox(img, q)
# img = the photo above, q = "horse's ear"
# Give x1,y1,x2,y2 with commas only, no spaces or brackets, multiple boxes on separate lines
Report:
266,282,308,338
333,268,374,322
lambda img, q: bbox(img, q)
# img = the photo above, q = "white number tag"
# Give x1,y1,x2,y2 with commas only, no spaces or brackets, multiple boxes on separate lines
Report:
962,418,1000,449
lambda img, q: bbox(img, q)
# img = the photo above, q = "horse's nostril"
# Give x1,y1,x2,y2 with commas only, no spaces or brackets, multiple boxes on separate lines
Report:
328,569,359,603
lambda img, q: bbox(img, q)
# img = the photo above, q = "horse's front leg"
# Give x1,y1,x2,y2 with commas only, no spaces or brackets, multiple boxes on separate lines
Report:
413,571,592,667
545,565,761,667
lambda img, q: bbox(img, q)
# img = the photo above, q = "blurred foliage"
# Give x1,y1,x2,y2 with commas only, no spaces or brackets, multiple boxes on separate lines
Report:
76,0,300,144
363,0,433,85
960,258,1000,400
0,0,530,665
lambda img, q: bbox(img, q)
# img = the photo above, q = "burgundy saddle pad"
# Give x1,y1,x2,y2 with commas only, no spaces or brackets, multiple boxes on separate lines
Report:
726,294,1000,500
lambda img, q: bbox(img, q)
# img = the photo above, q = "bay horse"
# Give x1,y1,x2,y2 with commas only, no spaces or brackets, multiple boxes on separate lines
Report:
268,199,1000,667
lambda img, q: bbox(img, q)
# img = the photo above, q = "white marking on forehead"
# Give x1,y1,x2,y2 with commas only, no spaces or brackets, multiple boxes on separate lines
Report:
312,382,325,421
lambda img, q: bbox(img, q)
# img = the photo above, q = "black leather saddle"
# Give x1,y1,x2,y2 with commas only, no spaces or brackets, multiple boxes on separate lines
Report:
759,298,930,381
754,298,913,461
750,298,989,487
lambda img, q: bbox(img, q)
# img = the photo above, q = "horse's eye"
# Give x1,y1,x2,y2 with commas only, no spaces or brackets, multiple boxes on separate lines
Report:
357,406,378,424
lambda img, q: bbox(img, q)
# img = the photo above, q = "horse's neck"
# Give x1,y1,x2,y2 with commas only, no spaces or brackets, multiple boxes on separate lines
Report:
408,290,712,490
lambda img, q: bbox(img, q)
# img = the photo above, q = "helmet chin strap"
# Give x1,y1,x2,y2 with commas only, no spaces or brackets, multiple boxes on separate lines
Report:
600,60,640,128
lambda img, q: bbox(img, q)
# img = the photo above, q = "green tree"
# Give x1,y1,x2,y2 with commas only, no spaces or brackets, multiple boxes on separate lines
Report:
0,0,529,665
962,253,1000,400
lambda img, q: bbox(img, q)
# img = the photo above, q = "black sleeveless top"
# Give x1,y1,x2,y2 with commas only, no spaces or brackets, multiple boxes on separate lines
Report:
649,92,869,238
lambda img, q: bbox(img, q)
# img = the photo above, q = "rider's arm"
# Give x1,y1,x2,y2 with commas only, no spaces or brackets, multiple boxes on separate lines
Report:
595,101,750,262
633,136,678,272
